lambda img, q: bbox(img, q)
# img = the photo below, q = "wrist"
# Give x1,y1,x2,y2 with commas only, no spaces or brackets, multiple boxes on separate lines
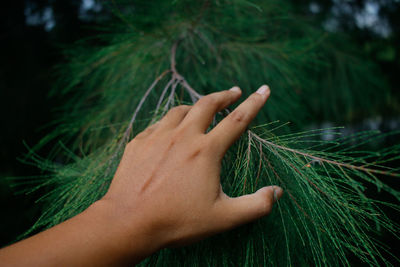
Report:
87,199,164,264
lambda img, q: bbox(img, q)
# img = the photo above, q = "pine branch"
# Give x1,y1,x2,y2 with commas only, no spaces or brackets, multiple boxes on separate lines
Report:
15,1,400,265
250,131,400,178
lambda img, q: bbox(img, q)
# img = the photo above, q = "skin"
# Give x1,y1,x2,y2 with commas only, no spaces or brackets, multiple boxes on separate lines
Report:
0,85,283,266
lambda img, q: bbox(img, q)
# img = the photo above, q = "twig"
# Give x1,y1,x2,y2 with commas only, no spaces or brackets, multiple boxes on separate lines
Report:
124,69,171,142
105,38,206,178
250,131,400,178
104,69,170,176
170,39,203,101
180,77,203,100
150,78,175,124
170,41,179,74
162,79,179,116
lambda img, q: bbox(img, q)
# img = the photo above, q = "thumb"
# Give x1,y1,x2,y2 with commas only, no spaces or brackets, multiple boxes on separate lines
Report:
215,186,283,231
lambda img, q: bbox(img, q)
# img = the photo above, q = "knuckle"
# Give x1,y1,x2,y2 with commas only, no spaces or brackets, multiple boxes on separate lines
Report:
169,127,188,145
173,124,188,137
126,138,139,149
248,94,262,106
167,106,179,114
180,104,191,110
197,95,217,107
169,105,188,114
133,131,147,140
126,139,134,147
135,124,157,139
229,109,248,123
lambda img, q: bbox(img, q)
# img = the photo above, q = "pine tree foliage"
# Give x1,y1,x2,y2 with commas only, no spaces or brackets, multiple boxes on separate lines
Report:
14,0,400,266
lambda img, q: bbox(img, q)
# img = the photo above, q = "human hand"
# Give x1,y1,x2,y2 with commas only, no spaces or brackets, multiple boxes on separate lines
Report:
0,85,283,267
99,85,283,262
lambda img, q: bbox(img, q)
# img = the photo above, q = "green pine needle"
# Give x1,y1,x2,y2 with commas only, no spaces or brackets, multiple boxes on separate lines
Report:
12,1,400,266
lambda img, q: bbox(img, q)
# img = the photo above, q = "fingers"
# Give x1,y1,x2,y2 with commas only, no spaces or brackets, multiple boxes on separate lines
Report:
158,105,192,129
133,121,160,140
135,84,269,144
208,85,270,157
213,186,283,231
134,105,191,139
180,87,242,133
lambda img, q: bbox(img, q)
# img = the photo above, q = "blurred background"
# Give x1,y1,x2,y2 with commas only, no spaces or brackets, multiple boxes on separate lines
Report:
1,0,399,249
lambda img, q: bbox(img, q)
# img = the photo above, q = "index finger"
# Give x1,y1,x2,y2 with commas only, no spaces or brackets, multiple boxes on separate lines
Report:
207,85,270,157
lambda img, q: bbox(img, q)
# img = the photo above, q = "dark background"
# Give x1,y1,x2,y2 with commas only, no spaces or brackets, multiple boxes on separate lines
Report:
1,0,399,256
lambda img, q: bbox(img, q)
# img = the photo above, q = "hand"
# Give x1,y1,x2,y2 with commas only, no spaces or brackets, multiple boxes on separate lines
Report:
0,85,283,267
101,85,283,256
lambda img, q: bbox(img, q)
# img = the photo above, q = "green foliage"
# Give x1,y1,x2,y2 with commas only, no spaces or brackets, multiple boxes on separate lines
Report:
14,0,400,266
140,126,400,266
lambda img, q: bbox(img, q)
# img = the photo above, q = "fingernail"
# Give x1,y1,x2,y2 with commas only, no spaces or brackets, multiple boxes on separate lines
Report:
273,186,283,203
229,86,241,92
256,85,270,96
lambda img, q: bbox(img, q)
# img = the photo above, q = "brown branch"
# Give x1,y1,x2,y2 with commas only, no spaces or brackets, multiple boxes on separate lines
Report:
104,69,171,177
156,78,174,111
150,78,175,124
124,69,171,141
170,40,179,74
169,39,203,101
162,79,179,116
288,161,329,197
250,131,400,178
